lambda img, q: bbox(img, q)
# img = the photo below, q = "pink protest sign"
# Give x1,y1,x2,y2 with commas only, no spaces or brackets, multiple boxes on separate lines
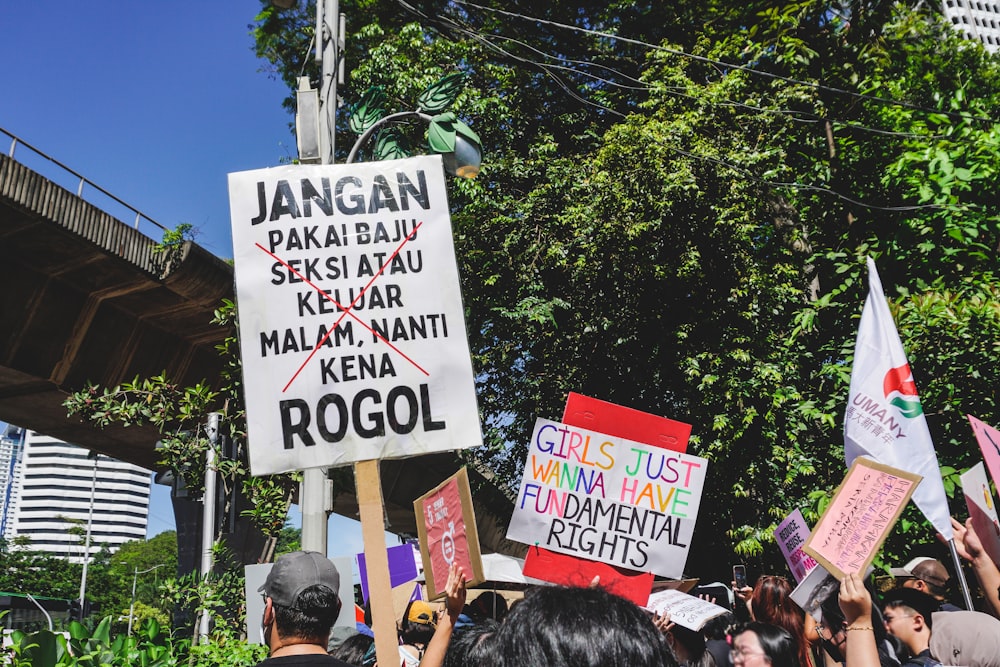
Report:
774,509,818,583
413,467,484,599
803,458,921,579
968,415,1000,490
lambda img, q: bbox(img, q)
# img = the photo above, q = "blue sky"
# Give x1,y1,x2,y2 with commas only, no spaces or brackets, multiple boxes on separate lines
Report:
0,2,387,559
0,2,292,259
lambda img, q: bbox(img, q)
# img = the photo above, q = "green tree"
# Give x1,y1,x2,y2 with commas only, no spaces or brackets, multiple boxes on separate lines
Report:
253,0,1000,582
0,540,82,604
85,532,179,631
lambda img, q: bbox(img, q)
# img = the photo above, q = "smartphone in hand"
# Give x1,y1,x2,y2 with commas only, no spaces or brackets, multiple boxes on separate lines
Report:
733,564,747,589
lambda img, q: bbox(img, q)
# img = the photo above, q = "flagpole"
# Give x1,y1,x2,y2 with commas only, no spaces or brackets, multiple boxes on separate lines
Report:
947,539,975,610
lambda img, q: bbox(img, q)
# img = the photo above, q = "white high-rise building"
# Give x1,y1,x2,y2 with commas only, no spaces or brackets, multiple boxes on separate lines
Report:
942,0,1000,52
5,430,151,561
0,424,26,539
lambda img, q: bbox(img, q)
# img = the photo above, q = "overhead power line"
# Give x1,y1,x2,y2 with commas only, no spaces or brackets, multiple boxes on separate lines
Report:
449,0,1000,127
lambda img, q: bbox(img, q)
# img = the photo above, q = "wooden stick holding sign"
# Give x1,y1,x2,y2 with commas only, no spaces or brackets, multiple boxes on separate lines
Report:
356,459,398,667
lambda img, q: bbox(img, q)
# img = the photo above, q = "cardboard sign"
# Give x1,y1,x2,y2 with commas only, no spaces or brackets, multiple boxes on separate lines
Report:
968,415,1000,490
774,509,819,583
507,418,708,579
413,467,485,599
804,458,921,579
645,589,729,631
228,156,482,475
960,462,1000,567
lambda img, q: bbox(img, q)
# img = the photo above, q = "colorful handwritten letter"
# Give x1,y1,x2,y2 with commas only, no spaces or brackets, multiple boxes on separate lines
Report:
506,418,709,579
804,458,920,578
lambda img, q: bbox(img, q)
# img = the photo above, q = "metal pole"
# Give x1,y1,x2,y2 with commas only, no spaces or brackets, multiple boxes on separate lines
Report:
300,468,329,553
129,563,168,634
320,0,339,164
78,453,98,621
198,412,220,641
947,538,975,610
299,0,339,556
25,594,53,631
128,566,139,635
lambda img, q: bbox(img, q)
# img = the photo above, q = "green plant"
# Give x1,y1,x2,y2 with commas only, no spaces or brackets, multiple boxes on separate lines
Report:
151,223,196,277
1,616,179,667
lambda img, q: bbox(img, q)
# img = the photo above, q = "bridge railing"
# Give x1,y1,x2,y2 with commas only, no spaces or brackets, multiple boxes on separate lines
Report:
2,126,168,238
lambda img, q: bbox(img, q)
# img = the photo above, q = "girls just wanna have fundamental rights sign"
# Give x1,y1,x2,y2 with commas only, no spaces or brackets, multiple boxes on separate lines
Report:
506,418,709,579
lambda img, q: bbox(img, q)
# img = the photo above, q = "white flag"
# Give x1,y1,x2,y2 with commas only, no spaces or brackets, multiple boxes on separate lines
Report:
844,257,953,540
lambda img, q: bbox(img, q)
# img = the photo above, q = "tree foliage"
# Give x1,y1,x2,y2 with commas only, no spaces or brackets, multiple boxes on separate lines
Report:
250,0,1000,581
64,300,297,564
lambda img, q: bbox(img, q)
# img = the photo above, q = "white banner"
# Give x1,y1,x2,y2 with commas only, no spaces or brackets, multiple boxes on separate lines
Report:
844,257,952,539
506,418,708,579
228,156,482,475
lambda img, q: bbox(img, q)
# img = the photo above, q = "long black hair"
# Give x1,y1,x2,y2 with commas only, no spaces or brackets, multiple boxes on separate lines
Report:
490,585,679,667
731,622,799,667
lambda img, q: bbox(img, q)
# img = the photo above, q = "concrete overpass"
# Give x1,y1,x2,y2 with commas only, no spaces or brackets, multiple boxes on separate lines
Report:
0,135,517,552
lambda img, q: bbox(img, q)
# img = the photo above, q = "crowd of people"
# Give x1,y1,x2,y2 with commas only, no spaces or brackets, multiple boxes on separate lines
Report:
255,514,1000,667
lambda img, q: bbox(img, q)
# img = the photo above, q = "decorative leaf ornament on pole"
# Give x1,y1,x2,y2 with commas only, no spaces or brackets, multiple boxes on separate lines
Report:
345,73,482,177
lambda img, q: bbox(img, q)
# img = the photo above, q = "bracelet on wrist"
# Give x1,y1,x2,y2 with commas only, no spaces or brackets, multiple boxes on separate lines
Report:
845,624,873,632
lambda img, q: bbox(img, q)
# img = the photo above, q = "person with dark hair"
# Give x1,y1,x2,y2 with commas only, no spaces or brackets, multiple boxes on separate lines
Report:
743,575,814,667
703,612,736,667
882,588,939,666
398,599,438,666
466,591,509,623
652,612,717,667
816,574,899,667
441,619,498,667
730,622,800,667
889,558,961,612
328,633,374,666
256,550,353,667
489,585,678,667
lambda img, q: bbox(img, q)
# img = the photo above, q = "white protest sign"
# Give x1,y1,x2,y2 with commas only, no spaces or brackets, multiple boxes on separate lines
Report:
506,418,708,579
960,462,1000,567
774,508,818,583
645,589,729,631
228,156,482,475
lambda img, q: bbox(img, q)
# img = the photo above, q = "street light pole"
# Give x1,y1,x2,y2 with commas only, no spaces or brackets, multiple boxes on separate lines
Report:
299,0,343,555
197,412,220,641
128,563,169,635
77,452,99,621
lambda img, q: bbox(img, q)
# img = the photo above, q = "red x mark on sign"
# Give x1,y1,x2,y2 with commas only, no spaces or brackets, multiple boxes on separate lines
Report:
255,221,428,392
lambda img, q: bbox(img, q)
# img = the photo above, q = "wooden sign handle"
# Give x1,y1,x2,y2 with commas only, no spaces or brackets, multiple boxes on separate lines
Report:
355,459,398,667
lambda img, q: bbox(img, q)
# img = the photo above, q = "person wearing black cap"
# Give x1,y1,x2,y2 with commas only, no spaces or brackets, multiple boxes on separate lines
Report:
257,550,354,667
